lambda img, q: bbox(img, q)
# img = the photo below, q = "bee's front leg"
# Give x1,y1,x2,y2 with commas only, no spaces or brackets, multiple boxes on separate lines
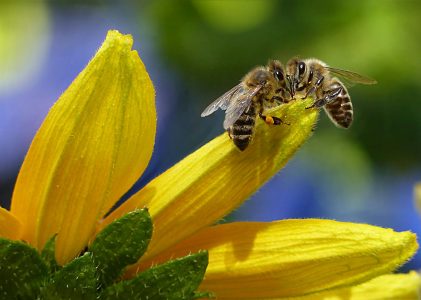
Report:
301,86,316,100
306,87,342,109
271,95,288,103
227,127,233,139
302,76,324,100
266,95,290,108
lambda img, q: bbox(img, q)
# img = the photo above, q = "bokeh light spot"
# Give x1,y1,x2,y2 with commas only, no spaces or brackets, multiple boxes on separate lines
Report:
0,2,51,95
192,0,275,33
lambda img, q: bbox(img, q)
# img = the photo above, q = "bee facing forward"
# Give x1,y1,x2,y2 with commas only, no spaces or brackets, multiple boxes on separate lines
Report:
286,58,377,128
201,60,291,151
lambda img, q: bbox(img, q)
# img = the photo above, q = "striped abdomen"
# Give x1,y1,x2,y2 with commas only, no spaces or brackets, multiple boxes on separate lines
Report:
324,80,353,128
229,103,257,151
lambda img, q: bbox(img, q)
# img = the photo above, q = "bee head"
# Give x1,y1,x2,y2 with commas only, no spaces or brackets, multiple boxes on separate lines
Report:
286,57,307,97
246,68,270,88
267,59,294,100
268,60,285,83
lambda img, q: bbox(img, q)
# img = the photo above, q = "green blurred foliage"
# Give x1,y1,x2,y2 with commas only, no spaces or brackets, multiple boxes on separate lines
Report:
0,1,51,93
142,0,421,169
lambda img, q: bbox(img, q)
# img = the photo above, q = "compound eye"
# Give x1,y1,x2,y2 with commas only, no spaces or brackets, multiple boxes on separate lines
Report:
298,62,306,76
274,70,284,81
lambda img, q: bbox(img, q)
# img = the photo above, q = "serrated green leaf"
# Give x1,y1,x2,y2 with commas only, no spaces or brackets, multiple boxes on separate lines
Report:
90,208,153,287
41,235,60,273
40,252,96,300
0,238,48,300
102,251,209,300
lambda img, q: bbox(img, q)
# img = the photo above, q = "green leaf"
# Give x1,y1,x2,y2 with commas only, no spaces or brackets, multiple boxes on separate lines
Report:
102,251,209,300
40,253,96,300
0,238,48,300
41,234,60,273
90,208,153,287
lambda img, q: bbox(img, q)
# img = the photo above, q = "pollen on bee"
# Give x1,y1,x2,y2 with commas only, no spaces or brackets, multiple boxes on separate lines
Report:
265,116,275,125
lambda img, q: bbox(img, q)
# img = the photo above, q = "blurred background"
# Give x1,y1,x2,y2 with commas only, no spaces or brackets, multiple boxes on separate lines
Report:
1,0,420,270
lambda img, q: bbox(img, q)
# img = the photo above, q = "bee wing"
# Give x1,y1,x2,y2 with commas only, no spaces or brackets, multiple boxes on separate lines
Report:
201,84,243,117
325,67,377,85
223,85,261,130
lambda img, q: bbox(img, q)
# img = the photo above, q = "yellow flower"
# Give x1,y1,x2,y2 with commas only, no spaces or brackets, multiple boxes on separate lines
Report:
0,30,418,299
291,271,421,300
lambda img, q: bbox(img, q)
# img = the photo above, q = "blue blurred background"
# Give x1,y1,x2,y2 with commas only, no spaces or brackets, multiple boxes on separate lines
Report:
1,1,420,270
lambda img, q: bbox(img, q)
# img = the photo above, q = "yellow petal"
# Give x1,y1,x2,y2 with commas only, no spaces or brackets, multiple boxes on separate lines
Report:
128,219,417,299
0,207,22,240
101,99,318,262
415,182,421,215
11,30,156,264
291,271,421,300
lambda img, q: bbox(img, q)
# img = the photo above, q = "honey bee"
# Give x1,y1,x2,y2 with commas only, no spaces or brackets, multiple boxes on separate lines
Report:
201,60,291,151
286,58,377,128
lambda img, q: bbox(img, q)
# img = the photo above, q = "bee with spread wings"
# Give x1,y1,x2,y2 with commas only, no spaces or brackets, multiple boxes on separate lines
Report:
201,60,291,151
286,57,377,128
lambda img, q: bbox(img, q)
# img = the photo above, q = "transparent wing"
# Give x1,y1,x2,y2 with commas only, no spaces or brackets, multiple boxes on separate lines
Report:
223,85,261,129
325,67,377,85
201,84,243,117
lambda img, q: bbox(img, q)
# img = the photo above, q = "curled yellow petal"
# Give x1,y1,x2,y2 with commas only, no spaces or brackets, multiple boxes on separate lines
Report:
293,271,421,300
101,99,318,262
11,30,156,264
0,207,22,240
129,219,417,299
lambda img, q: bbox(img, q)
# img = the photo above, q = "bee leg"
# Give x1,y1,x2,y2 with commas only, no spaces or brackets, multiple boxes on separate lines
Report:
271,95,290,104
259,112,290,126
306,87,342,109
227,127,233,139
302,76,324,100
301,86,316,100
285,89,294,101
271,95,282,102
264,96,283,108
